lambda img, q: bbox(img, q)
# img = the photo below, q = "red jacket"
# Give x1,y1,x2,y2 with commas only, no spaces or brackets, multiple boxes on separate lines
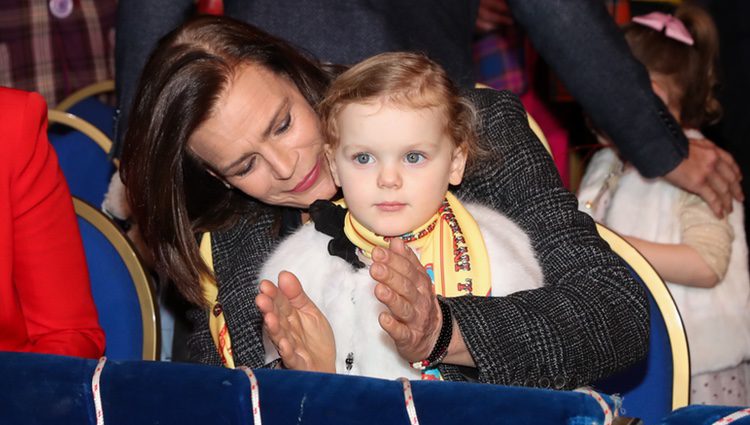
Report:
0,87,105,358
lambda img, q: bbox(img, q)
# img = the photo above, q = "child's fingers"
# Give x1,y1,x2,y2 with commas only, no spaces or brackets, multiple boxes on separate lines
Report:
258,279,279,297
262,310,281,336
278,338,308,370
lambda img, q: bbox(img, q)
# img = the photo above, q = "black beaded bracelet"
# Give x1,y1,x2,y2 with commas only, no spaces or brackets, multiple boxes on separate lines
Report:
410,297,452,370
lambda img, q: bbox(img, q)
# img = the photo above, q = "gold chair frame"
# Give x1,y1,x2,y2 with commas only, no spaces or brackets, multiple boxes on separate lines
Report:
48,109,113,155
596,223,691,410
73,197,159,360
54,79,115,113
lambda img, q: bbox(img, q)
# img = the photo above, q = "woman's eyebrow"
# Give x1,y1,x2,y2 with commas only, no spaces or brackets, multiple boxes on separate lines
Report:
219,97,290,175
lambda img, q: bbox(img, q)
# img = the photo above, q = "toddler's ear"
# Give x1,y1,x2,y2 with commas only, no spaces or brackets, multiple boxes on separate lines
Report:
449,146,468,186
324,144,342,187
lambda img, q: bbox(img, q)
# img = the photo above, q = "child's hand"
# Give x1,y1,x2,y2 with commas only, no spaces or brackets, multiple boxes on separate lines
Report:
255,271,336,373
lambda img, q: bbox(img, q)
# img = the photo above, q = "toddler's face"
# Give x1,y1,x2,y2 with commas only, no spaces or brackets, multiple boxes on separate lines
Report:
327,101,467,236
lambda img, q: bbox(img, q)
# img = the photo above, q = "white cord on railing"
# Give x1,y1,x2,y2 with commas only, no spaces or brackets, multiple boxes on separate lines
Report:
397,377,420,425
711,407,750,424
92,356,108,425
239,367,263,424
575,388,616,425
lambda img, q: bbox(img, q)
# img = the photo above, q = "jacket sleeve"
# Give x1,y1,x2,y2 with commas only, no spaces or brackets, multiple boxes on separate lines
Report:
506,0,687,178
444,88,649,389
10,91,106,358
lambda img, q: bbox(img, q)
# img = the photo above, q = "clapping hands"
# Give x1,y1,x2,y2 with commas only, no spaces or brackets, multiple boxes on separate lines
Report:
255,271,336,373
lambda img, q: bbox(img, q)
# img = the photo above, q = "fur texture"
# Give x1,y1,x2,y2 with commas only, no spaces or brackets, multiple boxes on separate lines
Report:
259,202,543,380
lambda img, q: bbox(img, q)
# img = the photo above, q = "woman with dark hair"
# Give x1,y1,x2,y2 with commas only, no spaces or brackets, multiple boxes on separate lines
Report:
121,15,647,387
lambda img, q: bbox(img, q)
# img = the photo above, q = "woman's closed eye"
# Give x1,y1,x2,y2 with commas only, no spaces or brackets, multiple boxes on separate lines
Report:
404,152,426,164
274,112,292,136
234,156,257,177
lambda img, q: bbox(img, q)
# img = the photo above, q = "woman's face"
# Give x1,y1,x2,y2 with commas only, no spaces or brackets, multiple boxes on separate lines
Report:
189,64,337,209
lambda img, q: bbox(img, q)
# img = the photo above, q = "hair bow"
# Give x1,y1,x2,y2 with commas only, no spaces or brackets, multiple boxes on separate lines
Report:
632,12,694,46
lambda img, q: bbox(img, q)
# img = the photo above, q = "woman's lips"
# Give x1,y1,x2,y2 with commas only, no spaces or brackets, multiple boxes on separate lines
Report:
376,202,406,212
291,158,321,193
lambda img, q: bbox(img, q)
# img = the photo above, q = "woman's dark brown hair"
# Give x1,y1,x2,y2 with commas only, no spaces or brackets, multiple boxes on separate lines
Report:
119,15,332,305
623,4,721,128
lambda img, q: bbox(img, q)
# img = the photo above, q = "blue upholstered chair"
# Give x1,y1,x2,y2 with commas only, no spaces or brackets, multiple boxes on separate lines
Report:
593,224,691,425
48,109,116,207
0,351,622,425
55,79,116,141
73,197,159,360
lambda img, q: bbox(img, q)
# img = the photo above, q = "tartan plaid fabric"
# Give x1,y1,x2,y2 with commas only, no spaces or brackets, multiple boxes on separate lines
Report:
0,0,117,106
472,27,527,95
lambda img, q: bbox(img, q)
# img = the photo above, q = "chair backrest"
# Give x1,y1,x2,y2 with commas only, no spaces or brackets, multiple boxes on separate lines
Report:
593,223,690,425
48,109,116,207
73,197,159,360
54,79,116,141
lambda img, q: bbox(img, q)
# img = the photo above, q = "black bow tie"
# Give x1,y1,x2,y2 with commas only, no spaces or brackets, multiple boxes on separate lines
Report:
308,200,366,270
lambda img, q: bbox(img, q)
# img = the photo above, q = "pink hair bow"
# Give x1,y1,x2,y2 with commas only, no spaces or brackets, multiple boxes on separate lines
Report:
632,12,694,46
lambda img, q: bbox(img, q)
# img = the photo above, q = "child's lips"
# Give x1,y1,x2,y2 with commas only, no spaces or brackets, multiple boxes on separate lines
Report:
375,202,406,212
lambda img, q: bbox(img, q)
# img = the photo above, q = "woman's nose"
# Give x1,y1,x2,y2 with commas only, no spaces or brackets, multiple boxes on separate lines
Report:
264,145,297,180
377,164,402,189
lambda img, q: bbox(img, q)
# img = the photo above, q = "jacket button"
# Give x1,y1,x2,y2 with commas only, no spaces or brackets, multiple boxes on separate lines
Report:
538,377,551,388
553,375,567,389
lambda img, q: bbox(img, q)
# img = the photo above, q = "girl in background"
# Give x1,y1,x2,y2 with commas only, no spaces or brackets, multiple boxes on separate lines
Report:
578,5,750,405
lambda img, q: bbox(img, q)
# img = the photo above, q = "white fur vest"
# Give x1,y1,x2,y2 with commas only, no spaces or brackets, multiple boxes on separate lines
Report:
259,202,543,380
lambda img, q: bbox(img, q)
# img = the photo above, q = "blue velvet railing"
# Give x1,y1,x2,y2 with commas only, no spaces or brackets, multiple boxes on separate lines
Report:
0,352,619,425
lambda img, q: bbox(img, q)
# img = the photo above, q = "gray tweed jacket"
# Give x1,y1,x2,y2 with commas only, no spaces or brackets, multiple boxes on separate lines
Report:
187,88,649,390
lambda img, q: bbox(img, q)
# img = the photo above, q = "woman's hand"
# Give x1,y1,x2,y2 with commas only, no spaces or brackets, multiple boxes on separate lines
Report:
369,238,443,362
255,271,336,373
370,239,476,366
665,138,743,218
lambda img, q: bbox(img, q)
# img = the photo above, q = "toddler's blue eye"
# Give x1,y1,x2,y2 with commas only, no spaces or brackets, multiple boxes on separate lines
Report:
405,152,425,164
354,153,372,164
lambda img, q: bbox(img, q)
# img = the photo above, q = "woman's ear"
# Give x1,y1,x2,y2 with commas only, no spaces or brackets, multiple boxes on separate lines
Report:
324,144,342,187
448,145,468,186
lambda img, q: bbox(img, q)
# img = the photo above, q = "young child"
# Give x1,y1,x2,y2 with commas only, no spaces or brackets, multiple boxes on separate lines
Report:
577,5,750,406
259,52,543,380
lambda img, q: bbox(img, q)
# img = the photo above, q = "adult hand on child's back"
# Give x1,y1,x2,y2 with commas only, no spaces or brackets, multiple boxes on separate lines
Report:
665,138,743,218
255,271,336,373
370,238,442,363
